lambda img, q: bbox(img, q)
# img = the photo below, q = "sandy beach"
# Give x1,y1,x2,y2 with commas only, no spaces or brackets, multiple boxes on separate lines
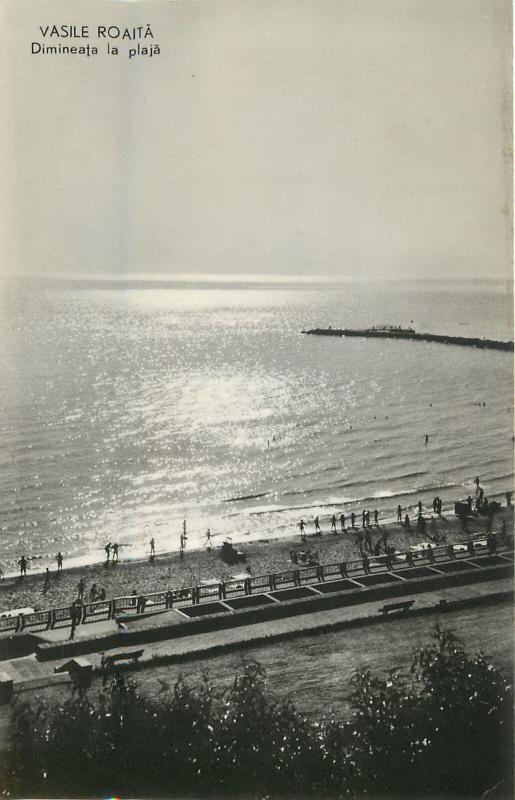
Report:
1,506,512,615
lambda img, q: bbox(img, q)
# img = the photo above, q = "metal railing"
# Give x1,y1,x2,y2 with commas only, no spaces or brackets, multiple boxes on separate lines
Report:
2,537,509,634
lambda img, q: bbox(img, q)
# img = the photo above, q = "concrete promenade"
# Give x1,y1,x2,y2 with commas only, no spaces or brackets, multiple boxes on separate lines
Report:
0,558,512,698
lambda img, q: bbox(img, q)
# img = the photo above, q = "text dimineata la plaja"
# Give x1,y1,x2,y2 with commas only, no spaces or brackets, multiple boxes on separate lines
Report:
32,24,160,59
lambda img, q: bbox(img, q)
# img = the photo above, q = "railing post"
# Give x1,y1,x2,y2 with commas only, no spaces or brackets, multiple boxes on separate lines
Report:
107,600,115,619
317,565,324,582
50,609,56,629
293,569,300,587
46,610,52,630
193,587,199,605
219,583,225,600
16,614,24,632
269,574,275,591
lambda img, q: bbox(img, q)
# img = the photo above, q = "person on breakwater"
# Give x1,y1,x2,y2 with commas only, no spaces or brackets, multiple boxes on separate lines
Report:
18,555,28,577
397,504,402,523
314,516,321,535
340,512,345,532
331,514,337,533
56,552,63,572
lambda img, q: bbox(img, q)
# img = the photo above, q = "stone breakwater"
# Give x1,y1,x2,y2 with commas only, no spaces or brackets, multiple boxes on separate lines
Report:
303,328,514,352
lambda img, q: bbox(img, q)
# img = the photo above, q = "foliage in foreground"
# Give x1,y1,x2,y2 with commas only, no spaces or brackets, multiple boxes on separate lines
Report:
1,626,512,799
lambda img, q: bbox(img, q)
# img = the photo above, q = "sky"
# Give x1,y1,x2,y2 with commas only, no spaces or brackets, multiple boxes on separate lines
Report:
0,0,512,281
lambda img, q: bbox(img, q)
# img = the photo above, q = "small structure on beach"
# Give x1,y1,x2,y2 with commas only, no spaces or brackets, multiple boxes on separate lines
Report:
220,538,246,565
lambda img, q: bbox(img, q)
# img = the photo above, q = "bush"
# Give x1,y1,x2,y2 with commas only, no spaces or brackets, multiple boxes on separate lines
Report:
1,626,512,798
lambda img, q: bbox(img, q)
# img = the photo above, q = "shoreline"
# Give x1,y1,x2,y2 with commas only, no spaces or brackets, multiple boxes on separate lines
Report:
1,505,512,615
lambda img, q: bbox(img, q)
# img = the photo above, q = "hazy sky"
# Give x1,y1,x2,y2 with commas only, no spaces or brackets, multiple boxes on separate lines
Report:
0,0,512,280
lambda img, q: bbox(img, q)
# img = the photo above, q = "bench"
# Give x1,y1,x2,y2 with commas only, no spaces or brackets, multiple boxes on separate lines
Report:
379,600,415,615
101,649,144,668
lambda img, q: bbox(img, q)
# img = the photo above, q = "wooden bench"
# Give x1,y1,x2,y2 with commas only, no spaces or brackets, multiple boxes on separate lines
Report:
101,649,144,668
379,600,414,615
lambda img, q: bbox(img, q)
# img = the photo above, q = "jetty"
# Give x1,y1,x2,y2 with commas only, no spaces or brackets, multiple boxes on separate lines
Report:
302,325,514,352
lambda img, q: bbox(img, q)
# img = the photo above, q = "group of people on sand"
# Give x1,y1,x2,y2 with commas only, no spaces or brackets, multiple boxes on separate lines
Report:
75,578,107,604
104,542,121,563
298,509,382,540
17,551,64,580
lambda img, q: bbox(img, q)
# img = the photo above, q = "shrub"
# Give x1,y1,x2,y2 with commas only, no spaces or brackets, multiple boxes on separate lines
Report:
1,627,512,798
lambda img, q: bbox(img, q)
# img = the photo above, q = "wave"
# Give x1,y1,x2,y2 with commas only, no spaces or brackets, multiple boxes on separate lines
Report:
223,492,270,503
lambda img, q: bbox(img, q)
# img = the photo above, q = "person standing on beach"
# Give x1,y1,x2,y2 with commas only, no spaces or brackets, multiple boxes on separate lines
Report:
340,513,345,532
474,476,480,493
362,510,366,528
104,543,111,563
397,505,402,523
298,519,306,541
314,516,321,535
18,555,28,577
180,532,186,558
331,514,337,533
43,567,51,592
150,538,155,556
77,578,86,601
404,514,411,531
112,543,119,563
425,434,429,446
205,529,212,551
351,512,356,529
56,552,63,572
90,584,98,604
374,509,379,526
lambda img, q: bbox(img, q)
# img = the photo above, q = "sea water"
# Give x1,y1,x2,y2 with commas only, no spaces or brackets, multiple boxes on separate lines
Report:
0,275,512,574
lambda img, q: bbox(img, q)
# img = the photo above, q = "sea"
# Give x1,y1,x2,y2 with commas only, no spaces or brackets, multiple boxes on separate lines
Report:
0,275,513,575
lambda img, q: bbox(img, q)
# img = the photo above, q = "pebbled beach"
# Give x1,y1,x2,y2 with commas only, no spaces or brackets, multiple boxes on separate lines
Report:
1,506,512,615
